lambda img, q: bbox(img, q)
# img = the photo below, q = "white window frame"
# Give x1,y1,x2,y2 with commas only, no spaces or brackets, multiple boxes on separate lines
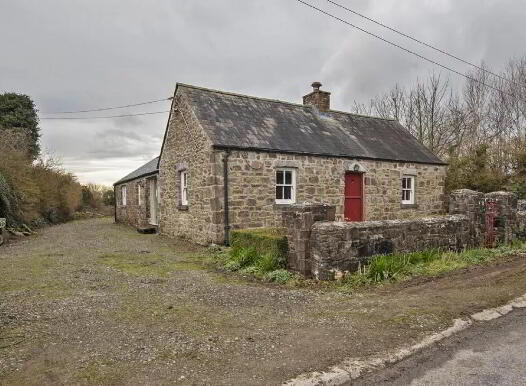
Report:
121,185,127,206
180,170,188,206
275,168,296,204
137,184,142,206
401,175,415,205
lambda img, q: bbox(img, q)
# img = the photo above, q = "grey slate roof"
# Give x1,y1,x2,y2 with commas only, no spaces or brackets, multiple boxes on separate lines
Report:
179,84,445,165
114,156,159,185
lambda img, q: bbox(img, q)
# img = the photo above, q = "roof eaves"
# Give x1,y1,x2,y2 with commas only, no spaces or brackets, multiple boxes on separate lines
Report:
212,144,447,166
113,170,158,186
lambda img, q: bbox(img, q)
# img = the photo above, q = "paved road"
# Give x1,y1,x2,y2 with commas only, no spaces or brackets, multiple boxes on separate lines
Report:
356,308,526,385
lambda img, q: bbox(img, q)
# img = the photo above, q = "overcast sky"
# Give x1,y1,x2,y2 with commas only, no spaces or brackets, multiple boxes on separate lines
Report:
1,0,525,185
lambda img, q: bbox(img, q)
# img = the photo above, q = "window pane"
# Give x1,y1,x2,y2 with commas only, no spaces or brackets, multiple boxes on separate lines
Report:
402,178,407,189
276,186,283,199
284,186,292,200
276,171,284,185
406,177,411,189
285,171,292,185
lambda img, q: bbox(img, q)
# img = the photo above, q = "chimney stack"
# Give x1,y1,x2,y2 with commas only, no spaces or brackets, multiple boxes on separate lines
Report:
303,82,330,112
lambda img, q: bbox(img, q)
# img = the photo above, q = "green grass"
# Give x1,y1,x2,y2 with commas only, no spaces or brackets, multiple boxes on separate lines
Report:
0,253,70,296
97,252,205,277
209,243,298,284
340,241,526,291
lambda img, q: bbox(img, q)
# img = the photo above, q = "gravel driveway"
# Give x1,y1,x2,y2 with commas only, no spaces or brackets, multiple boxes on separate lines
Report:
2,218,526,385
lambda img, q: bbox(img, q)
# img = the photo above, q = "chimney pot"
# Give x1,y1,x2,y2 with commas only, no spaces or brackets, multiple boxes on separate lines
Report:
311,81,322,91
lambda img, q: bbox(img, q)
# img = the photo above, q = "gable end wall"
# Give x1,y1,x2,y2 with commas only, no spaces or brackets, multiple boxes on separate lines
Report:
158,93,223,244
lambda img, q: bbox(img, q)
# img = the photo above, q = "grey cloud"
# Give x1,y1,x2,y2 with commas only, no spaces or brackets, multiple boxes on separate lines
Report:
1,0,524,184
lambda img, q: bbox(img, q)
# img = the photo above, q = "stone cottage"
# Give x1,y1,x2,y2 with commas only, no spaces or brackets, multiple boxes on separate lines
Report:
153,82,446,245
114,157,160,229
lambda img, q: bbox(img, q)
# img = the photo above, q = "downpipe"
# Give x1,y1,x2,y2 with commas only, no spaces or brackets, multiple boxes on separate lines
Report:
223,150,231,246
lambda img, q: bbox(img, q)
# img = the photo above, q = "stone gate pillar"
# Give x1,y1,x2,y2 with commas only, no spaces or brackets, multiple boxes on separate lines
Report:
280,204,336,277
484,192,518,246
449,189,485,247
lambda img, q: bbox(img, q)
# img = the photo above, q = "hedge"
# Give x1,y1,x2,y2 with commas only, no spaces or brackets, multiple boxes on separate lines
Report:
230,227,288,266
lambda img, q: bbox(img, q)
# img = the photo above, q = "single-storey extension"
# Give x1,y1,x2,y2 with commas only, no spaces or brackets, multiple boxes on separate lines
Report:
114,157,160,229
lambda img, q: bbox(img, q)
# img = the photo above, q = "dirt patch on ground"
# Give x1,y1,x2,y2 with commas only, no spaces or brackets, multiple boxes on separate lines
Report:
1,218,526,385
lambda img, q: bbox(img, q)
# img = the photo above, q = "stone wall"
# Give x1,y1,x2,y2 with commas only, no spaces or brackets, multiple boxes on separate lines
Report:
281,204,336,276
224,151,446,232
115,174,157,229
296,189,523,280
518,211,526,240
159,93,223,245
310,215,471,280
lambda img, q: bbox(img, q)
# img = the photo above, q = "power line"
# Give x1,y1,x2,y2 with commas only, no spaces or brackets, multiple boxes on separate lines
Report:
40,110,170,120
324,0,516,86
41,97,172,115
294,0,513,98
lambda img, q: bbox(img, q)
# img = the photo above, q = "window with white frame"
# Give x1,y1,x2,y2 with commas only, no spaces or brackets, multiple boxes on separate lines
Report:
137,184,142,206
401,175,415,205
275,168,296,204
121,185,127,206
180,170,188,206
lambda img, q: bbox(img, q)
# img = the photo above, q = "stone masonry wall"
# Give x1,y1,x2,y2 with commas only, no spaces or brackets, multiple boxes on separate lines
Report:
159,93,223,245
225,151,446,233
310,215,471,280
115,175,156,229
281,204,336,276
306,189,521,280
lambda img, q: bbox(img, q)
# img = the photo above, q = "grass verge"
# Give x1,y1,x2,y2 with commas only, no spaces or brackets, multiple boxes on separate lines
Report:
210,241,526,290
339,241,526,291
98,252,205,277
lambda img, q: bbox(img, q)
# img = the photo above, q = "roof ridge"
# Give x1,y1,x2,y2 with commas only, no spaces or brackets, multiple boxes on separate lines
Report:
177,83,396,121
177,83,308,109
327,109,397,121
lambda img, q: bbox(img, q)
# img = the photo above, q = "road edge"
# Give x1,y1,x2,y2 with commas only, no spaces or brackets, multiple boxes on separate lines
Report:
283,293,526,386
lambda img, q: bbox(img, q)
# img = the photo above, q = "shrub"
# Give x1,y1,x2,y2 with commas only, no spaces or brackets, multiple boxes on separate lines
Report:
0,147,82,225
264,269,294,284
230,228,288,266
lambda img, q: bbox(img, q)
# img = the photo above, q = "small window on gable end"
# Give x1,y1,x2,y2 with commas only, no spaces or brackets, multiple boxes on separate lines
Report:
401,175,415,205
121,185,127,206
180,170,188,206
275,168,296,204
137,184,142,206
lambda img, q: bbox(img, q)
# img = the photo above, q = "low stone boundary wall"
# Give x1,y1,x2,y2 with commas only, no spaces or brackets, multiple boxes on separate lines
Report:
310,215,471,280
282,190,525,280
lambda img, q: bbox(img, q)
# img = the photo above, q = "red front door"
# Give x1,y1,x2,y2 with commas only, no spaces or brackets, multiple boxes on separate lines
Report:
344,172,364,221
